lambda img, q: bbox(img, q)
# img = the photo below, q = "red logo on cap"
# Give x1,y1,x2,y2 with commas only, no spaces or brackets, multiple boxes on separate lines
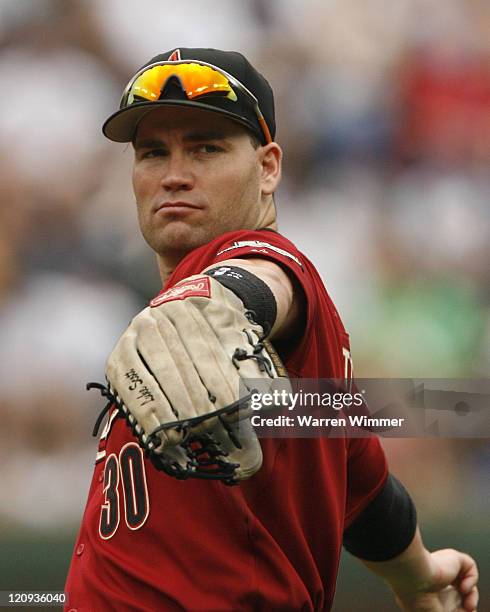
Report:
149,277,211,307
168,49,181,62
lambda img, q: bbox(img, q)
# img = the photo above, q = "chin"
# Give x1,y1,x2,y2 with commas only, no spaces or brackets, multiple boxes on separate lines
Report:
148,225,210,258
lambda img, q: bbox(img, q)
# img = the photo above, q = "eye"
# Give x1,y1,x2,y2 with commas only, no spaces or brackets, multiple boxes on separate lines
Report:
195,144,223,154
141,148,167,159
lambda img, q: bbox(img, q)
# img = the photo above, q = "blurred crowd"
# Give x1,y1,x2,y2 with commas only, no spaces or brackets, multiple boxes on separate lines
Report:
0,0,488,530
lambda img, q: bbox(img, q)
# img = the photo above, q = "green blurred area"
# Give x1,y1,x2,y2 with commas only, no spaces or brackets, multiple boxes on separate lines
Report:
0,529,74,611
0,522,487,611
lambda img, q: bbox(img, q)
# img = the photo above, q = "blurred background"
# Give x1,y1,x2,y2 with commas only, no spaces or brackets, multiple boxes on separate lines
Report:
0,0,488,609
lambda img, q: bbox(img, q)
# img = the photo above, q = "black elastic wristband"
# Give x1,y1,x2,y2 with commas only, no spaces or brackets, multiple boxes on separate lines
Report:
204,266,277,334
343,473,417,562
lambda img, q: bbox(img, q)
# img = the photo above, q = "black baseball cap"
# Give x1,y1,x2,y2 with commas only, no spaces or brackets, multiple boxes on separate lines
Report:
102,47,276,145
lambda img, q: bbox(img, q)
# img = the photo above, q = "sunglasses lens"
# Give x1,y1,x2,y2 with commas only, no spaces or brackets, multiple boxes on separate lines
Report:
126,64,238,105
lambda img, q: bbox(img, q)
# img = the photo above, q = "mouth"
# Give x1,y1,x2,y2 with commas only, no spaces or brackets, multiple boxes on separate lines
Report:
155,201,203,213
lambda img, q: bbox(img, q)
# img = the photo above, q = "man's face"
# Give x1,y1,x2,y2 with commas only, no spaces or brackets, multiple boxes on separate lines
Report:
132,106,266,259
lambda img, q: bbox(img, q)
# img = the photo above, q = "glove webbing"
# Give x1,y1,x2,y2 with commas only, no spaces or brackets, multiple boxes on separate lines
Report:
88,381,258,486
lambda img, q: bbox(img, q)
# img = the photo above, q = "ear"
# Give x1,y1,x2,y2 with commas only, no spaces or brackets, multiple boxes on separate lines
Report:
259,142,282,197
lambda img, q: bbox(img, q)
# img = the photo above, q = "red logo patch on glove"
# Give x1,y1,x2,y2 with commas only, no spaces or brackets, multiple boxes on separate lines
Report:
150,277,211,307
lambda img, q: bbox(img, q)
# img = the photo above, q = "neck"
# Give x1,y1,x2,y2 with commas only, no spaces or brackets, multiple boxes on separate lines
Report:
257,197,278,231
157,251,186,284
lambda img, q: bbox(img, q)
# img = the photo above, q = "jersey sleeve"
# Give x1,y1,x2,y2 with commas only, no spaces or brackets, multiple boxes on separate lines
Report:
209,231,311,307
344,436,389,528
205,230,321,369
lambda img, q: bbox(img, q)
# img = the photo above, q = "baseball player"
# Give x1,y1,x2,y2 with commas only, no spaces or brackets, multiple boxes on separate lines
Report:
65,48,479,611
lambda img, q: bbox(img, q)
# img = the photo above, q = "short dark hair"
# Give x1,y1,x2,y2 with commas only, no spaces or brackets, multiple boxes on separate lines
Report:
248,131,262,149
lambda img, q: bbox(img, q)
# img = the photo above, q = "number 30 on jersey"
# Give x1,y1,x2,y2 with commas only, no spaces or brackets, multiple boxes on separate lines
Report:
99,442,150,539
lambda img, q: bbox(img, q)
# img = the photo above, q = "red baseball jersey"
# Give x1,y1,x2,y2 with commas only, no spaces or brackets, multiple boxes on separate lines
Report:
65,229,387,612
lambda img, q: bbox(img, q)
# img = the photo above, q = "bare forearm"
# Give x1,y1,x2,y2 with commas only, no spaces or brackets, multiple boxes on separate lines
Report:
362,527,434,596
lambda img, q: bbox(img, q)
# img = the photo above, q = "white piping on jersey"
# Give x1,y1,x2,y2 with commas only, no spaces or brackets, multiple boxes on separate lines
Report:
217,241,302,267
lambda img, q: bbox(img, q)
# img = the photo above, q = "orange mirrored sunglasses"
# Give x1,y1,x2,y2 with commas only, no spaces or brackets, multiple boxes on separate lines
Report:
120,60,272,144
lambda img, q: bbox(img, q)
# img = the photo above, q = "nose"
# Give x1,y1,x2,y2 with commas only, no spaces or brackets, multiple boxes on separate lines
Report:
160,152,194,192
